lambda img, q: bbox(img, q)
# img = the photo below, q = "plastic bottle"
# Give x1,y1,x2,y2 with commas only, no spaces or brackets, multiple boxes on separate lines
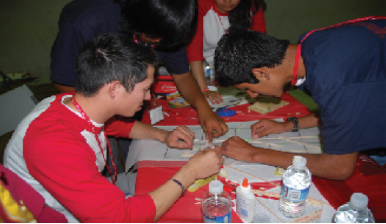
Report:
279,156,311,218
203,61,216,86
202,180,232,223
333,193,375,223
236,178,256,222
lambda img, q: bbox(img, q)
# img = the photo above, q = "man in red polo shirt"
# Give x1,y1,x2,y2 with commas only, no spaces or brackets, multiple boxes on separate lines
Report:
4,34,224,222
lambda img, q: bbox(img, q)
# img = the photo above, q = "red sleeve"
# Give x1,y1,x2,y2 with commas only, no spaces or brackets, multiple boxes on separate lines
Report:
104,116,135,138
250,3,267,33
24,127,156,222
186,0,207,63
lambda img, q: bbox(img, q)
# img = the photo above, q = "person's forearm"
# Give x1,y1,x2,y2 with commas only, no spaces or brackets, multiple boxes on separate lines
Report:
149,165,196,221
190,60,208,91
172,72,211,113
129,122,168,142
251,147,357,180
298,113,322,129
53,83,75,93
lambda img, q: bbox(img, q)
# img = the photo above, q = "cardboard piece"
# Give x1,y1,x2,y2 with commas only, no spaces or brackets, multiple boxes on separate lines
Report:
248,96,289,114
0,85,37,136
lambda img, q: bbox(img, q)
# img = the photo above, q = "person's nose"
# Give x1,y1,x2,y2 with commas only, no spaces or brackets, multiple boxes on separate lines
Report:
145,90,151,100
246,89,259,98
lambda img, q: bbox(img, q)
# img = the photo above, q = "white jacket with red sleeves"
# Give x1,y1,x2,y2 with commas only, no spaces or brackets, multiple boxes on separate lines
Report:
4,93,156,223
187,0,266,66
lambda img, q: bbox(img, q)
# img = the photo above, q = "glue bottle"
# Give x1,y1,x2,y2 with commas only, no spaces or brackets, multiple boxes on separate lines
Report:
236,178,256,222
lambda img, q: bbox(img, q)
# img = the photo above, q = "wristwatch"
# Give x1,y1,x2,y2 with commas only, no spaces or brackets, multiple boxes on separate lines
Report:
287,117,299,132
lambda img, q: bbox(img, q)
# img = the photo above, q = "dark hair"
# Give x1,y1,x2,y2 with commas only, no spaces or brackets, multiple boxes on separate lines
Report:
228,0,266,32
214,30,289,87
75,33,158,97
120,0,197,51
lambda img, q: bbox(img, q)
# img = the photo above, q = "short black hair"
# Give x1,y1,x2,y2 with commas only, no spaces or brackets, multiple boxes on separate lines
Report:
75,33,157,97
121,0,197,51
214,30,289,87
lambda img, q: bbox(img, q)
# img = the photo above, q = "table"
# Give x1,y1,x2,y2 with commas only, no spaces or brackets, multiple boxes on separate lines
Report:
128,124,332,223
127,91,386,222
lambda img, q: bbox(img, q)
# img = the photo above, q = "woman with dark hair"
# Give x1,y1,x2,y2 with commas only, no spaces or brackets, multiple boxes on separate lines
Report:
50,0,228,172
186,0,266,104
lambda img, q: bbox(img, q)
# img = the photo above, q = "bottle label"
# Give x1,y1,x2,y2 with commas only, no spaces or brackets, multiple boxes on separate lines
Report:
281,184,310,202
203,211,231,223
236,195,250,219
204,65,211,79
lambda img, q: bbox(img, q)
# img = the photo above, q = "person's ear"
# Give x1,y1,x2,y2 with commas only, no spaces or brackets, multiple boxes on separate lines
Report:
251,67,270,81
108,81,122,99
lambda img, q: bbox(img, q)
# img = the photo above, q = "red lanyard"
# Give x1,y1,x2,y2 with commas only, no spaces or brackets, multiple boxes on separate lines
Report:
216,13,228,34
291,16,386,86
215,7,228,34
71,97,117,184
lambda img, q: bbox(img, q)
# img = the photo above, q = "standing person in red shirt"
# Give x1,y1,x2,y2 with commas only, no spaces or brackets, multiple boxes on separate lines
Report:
4,33,224,222
187,0,267,104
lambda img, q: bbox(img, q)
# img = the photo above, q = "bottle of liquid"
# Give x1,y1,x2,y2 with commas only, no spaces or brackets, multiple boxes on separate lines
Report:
279,156,311,218
236,178,256,222
333,193,375,223
202,180,232,223
203,61,216,87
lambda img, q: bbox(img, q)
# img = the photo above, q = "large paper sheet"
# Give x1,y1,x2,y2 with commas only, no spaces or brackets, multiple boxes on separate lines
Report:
0,85,36,135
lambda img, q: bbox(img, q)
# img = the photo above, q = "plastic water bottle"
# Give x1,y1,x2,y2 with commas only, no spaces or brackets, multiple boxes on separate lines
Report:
333,193,375,223
279,156,311,218
203,61,216,86
202,180,232,223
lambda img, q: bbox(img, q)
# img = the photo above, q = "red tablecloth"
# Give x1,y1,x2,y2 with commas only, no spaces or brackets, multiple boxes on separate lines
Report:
138,91,385,222
313,155,386,222
135,161,243,223
135,157,385,223
142,92,310,126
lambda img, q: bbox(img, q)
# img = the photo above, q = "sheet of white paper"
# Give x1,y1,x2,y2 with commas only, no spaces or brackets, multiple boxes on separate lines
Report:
321,204,337,223
0,85,36,136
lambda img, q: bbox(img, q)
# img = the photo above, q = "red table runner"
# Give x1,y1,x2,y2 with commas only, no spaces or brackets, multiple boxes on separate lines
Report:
135,161,243,223
136,158,385,222
138,91,385,222
142,92,310,126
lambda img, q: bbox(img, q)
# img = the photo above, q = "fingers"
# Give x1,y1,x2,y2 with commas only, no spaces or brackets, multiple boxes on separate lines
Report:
204,91,223,104
250,121,267,139
211,115,228,138
200,112,228,143
205,127,214,143
171,126,195,148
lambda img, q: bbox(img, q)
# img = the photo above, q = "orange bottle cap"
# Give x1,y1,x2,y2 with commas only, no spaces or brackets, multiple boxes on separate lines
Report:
242,178,249,187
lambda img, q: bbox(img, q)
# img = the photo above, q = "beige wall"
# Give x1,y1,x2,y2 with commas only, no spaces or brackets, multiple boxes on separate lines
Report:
0,0,384,77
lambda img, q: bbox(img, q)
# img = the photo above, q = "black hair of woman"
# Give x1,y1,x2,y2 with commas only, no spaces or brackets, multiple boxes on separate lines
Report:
229,0,267,31
118,0,197,51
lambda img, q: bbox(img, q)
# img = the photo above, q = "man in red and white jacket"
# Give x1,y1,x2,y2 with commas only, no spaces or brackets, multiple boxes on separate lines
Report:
4,33,224,222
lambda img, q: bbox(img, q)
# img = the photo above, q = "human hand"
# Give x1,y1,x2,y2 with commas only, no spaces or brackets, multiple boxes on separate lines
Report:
221,136,257,162
199,111,228,143
164,126,195,149
184,145,224,180
250,119,288,138
204,90,223,105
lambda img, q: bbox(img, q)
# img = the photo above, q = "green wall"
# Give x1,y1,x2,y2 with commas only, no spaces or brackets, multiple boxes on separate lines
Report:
265,0,384,43
0,0,71,77
0,0,384,77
